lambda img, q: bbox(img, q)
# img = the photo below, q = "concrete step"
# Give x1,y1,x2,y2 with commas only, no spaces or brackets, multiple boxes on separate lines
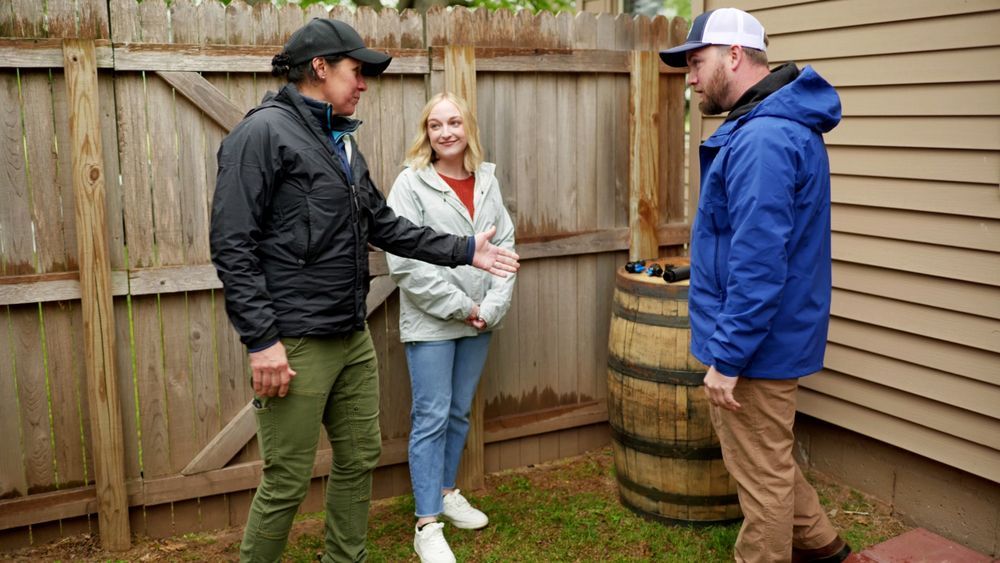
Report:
855,528,996,563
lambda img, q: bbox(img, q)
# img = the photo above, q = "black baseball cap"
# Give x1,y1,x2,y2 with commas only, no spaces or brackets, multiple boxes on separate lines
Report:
282,18,392,76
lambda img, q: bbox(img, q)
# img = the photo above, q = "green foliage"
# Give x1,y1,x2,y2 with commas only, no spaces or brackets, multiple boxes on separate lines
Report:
661,0,690,20
207,0,575,13
467,0,575,14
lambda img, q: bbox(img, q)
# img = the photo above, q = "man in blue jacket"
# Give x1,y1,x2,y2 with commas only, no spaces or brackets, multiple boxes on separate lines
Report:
661,8,850,563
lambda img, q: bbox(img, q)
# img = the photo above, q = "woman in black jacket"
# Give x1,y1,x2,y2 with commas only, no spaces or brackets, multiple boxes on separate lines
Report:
209,18,518,563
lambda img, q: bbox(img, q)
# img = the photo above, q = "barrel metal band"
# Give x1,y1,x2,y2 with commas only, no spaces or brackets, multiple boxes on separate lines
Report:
612,301,690,328
619,494,743,527
617,474,740,507
608,355,704,386
610,425,723,460
616,278,689,299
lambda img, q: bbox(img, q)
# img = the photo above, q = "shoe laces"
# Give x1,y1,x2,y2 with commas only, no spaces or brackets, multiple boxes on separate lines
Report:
418,522,451,555
446,489,471,509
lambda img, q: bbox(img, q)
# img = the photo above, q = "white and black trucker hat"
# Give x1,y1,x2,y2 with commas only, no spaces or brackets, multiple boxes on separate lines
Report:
659,8,766,68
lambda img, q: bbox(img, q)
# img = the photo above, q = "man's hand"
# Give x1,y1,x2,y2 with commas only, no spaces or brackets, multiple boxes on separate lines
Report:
249,341,296,398
472,226,519,277
703,365,741,411
465,304,487,331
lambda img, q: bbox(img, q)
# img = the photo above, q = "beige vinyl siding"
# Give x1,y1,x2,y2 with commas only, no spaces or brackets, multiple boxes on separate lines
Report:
694,0,1000,483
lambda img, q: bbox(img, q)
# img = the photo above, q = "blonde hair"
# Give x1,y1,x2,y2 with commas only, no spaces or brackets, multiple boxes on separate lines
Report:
404,92,484,173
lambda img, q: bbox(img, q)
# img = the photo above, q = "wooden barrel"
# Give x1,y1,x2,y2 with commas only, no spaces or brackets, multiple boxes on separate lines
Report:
607,258,742,524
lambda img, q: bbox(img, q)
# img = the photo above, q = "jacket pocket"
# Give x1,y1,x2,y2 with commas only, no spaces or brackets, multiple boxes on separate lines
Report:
290,203,312,262
704,201,730,298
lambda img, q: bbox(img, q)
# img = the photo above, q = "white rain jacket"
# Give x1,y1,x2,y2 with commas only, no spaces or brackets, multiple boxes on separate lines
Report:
386,163,516,342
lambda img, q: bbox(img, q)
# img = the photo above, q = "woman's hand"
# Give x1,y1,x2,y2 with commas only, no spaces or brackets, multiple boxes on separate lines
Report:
249,341,297,398
465,304,487,331
472,226,519,277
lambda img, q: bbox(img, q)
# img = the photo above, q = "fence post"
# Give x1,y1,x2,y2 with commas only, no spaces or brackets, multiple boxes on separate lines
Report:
444,44,485,491
62,38,130,551
629,50,660,260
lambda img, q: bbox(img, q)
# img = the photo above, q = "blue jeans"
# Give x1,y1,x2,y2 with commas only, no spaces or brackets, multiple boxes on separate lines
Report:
405,333,492,518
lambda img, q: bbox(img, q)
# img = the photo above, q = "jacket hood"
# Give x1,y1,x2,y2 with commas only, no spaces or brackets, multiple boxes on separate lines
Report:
734,64,841,134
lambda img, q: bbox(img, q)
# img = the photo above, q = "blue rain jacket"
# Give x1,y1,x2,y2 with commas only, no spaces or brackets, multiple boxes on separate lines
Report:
689,65,841,379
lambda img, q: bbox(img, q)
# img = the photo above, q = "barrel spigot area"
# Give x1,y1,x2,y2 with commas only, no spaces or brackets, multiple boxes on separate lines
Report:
607,257,742,524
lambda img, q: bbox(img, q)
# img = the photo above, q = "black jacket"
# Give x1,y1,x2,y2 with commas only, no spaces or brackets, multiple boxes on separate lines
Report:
210,83,471,350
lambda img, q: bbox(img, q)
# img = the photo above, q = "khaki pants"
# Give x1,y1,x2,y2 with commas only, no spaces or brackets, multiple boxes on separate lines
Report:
710,377,838,563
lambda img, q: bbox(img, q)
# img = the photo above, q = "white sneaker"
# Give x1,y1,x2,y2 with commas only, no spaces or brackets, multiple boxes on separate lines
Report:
441,489,489,530
414,522,456,563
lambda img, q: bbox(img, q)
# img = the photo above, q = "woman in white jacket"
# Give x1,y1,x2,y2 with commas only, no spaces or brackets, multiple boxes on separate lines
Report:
386,92,516,563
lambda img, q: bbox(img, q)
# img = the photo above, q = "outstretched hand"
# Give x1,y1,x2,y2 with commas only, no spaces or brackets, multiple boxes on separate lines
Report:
472,225,519,277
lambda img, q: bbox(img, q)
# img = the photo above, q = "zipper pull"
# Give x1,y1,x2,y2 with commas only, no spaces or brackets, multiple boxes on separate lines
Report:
350,183,360,223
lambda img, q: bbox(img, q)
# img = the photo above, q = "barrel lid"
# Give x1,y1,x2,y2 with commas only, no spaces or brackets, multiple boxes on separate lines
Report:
616,257,690,298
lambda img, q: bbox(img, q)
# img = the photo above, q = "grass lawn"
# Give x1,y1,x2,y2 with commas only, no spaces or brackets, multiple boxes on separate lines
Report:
7,446,908,562
288,447,907,562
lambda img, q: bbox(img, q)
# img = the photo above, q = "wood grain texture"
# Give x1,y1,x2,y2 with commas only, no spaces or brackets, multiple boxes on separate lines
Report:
2,5,697,543
628,50,659,260
63,38,129,551
444,43,485,491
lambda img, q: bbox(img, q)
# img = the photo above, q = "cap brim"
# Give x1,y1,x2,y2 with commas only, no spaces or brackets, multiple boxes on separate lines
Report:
659,41,711,68
347,47,392,76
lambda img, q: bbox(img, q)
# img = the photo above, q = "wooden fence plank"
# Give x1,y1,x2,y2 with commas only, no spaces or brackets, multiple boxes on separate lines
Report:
115,73,156,267
181,402,254,476
156,71,244,132
113,298,141,481
112,45,431,74
628,50,659,260
0,225,690,306
169,8,224,530
572,11,599,409
42,302,89,489
0,307,28,499
443,43,485,491
663,16,688,224
511,9,540,447
171,0,214,536
9,0,44,38
0,71,33,276
594,13,622,413
12,306,55,495
63,38,129,550
21,71,69,273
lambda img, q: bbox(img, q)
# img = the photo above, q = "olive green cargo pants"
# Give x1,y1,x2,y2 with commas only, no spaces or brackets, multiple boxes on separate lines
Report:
240,329,381,563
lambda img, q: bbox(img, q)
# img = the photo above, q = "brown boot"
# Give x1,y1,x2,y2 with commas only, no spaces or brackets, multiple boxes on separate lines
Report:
792,535,852,563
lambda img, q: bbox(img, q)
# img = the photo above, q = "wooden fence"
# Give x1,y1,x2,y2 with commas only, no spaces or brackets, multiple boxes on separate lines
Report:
0,0,689,550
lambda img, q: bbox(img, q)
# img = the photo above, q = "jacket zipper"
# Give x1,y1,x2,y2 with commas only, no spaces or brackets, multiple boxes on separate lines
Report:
712,209,724,298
